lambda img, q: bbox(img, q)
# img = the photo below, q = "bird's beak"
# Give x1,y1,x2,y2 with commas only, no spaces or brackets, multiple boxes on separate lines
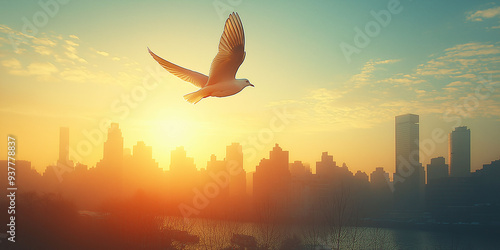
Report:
249,83,254,87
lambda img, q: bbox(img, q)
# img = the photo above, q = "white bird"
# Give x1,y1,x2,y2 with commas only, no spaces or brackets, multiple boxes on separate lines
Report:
148,12,253,104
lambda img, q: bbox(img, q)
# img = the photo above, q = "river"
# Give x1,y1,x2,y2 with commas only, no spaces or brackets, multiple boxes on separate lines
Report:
161,217,500,249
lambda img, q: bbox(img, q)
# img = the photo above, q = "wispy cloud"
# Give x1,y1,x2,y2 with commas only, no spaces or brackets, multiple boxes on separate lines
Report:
349,59,401,88
466,6,500,22
90,48,110,57
27,62,58,76
0,24,143,86
270,42,500,132
1,58,22,69
446,81,471,87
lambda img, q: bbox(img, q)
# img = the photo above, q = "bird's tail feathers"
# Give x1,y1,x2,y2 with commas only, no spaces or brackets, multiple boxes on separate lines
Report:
183,89,208,104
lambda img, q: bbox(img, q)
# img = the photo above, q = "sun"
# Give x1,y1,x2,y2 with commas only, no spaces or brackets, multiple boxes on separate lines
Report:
153,118,196,145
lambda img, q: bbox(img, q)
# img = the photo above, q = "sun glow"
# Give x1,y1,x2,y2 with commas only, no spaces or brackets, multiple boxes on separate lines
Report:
155,118,195,143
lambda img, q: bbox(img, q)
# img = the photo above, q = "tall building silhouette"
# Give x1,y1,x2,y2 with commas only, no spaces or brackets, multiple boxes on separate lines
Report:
369,167,393,215
394,114,424,209
253,144,291,214
58,127,70,165
315,152,353,188
289,161,311,177
226,143,246,197
92,123,125,197
133,141,152,161
57,127,74,172
101,123,124,172
170,146,197,177
289,161,313,217
129,141,160,174
205,154,230,200
316,152,337,179
449,126,471,177
354,170,369,182
427,156,448,184
370,167,390,190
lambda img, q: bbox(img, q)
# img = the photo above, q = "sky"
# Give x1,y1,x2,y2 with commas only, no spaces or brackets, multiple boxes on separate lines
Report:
0,0,499,177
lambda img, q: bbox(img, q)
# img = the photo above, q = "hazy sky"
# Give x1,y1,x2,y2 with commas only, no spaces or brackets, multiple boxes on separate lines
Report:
1,0,499,176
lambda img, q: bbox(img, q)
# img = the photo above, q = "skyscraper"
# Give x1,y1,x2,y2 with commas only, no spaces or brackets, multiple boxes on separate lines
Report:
449,126,471,177
130,141,159,172
58,127,69,165
58,127,73,169
316,152,337,179
170,146,197,177
253,144,291,212
95,123,125,196
394,114,424,209
226,143,246,197
370,167,390,190
102,123,124,172
427,156,448,184
395,114,419,175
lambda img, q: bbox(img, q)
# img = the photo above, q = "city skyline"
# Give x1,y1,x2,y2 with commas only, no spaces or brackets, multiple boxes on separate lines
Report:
2,120,498,215
8,117,497,184
2,121,499,248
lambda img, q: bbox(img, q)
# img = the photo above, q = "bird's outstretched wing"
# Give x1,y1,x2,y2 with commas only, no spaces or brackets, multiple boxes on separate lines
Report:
148,48,208,88
206,12,245,86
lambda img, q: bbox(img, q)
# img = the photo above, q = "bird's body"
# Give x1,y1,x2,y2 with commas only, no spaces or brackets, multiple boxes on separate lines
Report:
184,79,251,104
149,12,253,104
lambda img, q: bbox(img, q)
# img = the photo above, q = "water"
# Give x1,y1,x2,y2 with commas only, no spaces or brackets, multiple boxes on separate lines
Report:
161,217,500,249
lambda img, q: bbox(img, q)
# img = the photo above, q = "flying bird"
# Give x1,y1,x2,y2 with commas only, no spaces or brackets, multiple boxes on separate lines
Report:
148,12,253,104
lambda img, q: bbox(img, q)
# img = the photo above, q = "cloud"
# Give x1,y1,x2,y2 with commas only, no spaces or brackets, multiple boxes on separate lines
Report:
90,48,109,57
271,41,500,132
416,68,460,76
452,73,476,79
349,59,401,88
96,50,109,56
32,37,56,47
375,59,401,65
376,74,426,87
416,42,500,79
446,81,471,87
466,6,500,22
27,62,58,76
33,46,52,55
0,24,145,87
2,60,58,80
1,58,22,69
443,87,459,92
443,43,500,58
59,67,91,82
65,40,79,47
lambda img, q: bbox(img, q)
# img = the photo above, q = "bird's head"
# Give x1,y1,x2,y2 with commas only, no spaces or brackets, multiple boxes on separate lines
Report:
238,78,254,88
